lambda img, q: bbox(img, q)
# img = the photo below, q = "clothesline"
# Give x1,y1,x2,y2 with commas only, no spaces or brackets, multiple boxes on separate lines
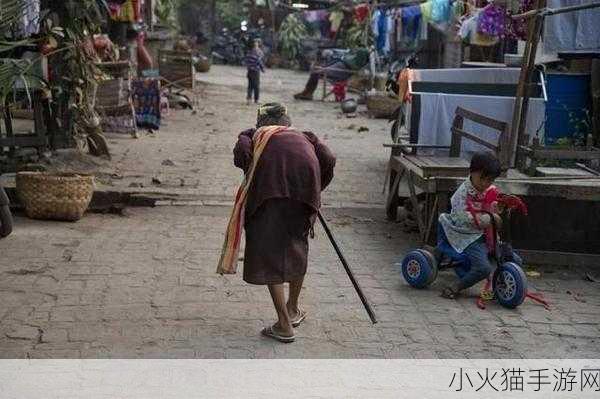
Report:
511,0,600,19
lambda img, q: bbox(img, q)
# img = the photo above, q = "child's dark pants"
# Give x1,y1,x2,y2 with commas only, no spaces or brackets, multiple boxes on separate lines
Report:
460,237,523,290
247,70,260,102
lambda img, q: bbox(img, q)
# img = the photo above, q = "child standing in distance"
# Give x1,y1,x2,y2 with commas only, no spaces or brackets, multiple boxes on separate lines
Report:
438,152,522,299
244,39,265,105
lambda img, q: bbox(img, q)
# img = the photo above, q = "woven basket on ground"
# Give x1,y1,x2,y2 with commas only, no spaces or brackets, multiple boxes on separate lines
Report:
16,172,95,221
196,56,211,73
366,91,401,119
347,74,370,93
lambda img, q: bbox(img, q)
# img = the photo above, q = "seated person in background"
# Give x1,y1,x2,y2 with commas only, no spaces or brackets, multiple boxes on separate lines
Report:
438,152,522,299
293,48,370,100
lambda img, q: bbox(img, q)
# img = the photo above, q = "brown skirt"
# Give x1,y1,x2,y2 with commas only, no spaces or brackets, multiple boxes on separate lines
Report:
243,198,316,285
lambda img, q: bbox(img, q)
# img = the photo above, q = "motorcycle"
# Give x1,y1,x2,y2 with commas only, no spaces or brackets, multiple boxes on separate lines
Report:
0,180,13,238
211,28,244,65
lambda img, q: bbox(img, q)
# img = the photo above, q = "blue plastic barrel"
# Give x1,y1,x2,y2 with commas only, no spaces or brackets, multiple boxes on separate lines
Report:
544,73,591,145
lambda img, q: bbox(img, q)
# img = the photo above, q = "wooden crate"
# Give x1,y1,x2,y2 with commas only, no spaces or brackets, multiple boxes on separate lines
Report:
96,61,133,80
95,78,127,108
158,50,195,89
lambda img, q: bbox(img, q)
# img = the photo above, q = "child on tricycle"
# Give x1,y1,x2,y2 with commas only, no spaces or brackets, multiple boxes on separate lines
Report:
437,152,523,299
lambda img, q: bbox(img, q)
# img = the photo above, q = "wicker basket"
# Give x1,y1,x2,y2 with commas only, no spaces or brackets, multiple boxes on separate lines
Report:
347,74,370,93
16,172,95,221
196,56,211,73
366,92,401,119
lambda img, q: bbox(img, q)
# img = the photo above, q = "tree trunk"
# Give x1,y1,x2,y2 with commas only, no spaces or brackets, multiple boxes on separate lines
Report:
211,0,217,36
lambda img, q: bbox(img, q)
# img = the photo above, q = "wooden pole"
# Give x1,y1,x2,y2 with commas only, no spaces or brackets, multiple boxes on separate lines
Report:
592,59,600,147
508,0,545,169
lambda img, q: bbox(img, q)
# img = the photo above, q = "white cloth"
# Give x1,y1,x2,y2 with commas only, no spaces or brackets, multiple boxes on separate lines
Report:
411,68,522,85
383,14,394,55
439,179,490,253
412,93,546,153
544,0,600,53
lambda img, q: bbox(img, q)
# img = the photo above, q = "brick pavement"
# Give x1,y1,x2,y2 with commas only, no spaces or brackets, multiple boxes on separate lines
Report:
0,66,599,358
0,206,598,359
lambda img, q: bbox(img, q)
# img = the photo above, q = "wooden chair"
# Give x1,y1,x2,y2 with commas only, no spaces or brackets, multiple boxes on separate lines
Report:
311,64,362,102
0,94,50,171
383,106,510,243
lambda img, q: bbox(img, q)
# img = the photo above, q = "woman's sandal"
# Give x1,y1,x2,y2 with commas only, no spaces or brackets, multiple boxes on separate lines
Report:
441,286,458,299
291,309,307,328
261,325,295,343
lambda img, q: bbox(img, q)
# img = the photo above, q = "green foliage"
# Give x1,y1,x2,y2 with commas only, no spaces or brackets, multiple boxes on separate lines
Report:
278,14,307,61
568,108,592,147
342,20,372,49
216,0,247,30
155,0,179,31
0,0,46,102
0,0,107,148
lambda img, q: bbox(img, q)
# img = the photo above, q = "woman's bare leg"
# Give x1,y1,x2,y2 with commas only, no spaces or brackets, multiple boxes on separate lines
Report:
287,277,304,319
267,284,293,336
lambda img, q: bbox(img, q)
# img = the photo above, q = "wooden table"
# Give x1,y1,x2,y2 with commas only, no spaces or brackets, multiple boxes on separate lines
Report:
386,153,470,244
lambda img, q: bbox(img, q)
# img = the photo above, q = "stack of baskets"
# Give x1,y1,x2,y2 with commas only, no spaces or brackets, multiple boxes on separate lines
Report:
16,172,95,221
366,91,401,119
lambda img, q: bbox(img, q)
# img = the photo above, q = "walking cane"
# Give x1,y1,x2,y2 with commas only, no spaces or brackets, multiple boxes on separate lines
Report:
317,211,378,324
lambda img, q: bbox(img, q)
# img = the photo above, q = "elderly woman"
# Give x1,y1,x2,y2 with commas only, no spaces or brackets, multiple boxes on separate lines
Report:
229,103,336,343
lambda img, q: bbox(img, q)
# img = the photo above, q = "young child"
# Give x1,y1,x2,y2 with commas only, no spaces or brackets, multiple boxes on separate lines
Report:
438,152,522,299
244,39,265,105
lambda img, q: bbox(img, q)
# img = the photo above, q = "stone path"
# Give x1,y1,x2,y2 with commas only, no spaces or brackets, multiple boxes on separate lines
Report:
0,66,598,358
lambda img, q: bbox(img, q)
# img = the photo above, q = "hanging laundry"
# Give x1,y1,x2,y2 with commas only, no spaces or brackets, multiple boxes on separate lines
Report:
304,10,320,23
370,9,386,52
508,0,534,40
109,0,137,23
15,0,40,38
396,8,404,43
420,1,432,22
383,13,394,55
477,4,507,38
329,11,344,38
402,5,422,42
304,10,324,36
354,4,369,23
431,0,451,23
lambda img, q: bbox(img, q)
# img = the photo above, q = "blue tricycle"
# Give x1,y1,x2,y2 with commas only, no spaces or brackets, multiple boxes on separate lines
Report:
398,195,546,309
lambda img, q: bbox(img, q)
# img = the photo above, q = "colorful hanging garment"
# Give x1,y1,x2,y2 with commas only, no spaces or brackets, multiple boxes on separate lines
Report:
329,11,344,38
477,4,507,38
402,5,422,41
217,125,289,275
431,0,451,23
420,1,432,22
508,0,535,40
132,78,161,129
354,3,369,22
108,0,137,22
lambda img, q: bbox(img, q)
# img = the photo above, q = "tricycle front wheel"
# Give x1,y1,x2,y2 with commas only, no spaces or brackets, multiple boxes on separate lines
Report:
493,262,527,308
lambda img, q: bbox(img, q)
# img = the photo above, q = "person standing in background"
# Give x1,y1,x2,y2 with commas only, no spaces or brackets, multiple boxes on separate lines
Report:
244,39,265,105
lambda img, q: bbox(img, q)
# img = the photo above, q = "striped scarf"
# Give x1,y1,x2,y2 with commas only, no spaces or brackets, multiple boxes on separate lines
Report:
217,125,289,275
